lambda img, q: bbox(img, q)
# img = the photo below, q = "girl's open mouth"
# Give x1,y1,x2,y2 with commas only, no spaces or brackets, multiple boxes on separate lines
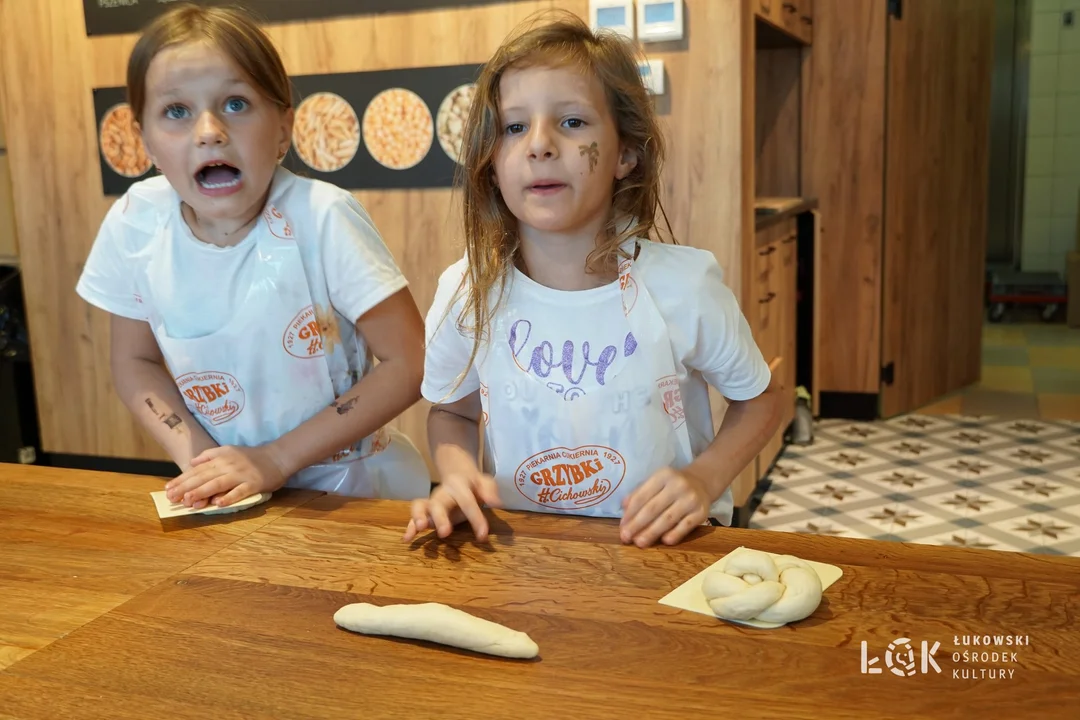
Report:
196,162,242,191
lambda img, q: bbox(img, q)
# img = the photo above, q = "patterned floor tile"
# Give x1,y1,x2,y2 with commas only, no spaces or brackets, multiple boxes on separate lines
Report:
907,529,1029,553
763,518,873,540
765,459,829,487
859,467,951,495
987,514,1077,549
982,475,1080,507
922,456,1013,483
750,413,1080,557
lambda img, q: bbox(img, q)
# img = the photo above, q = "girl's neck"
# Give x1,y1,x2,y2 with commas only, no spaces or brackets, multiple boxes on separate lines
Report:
180,185,270,248
516,217,617,291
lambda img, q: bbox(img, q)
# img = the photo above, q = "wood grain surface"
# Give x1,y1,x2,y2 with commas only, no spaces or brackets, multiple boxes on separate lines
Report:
2,468,1078,719
0,464,319,670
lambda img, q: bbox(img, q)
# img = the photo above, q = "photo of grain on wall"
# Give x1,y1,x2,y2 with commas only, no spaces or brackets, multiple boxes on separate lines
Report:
99,103,152,178
362,88,434,170
293,92,361,173
436,83,476,165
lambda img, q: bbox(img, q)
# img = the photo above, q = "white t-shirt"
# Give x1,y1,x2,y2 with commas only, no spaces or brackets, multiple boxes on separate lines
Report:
76,169,408,340
422,241,772,460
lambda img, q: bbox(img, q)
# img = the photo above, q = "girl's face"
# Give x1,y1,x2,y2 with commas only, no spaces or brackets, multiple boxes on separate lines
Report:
493,63,637,239
138,40,293,228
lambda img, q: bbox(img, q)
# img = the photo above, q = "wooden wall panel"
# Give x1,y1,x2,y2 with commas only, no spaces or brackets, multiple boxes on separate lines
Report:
0,0,744,464
799,0,886,395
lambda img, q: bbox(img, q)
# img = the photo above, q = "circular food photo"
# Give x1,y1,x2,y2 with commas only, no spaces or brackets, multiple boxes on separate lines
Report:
292,92,361,173
99,103,152,178
362,88,434,171
436,83,477,165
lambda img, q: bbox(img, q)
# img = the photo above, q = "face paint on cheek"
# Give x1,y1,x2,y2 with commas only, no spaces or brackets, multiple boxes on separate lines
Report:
579,141,600,173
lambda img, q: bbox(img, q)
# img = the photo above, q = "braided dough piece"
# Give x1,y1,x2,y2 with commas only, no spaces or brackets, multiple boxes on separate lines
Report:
702,547,823,625
334,602,539,659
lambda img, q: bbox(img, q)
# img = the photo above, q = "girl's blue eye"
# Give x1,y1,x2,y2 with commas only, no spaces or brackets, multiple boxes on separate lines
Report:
563,118,585,129
164,105,189,120
225,98,248,113
506,123,525,135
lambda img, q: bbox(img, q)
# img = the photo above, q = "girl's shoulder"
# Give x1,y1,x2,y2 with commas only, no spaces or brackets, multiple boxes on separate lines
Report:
636,239,729,287
272,169,371,223
104,175,176,235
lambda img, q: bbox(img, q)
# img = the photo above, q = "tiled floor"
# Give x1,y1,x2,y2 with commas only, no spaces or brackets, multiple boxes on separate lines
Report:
918,321,1080,420
750,414,1080,555
750,321,1080,555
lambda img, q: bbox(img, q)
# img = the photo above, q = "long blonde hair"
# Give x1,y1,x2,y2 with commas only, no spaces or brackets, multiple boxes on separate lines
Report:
450,10,672,390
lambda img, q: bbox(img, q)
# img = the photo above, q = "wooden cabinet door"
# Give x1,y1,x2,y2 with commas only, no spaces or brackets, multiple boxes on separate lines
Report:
752,241,781,363
779,231,798,428
880,0,994,417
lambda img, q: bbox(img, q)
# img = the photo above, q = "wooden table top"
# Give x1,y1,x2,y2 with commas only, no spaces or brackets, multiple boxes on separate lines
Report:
1,463,1078,719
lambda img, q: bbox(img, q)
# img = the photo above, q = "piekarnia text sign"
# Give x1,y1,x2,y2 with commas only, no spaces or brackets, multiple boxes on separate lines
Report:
84,0,522,37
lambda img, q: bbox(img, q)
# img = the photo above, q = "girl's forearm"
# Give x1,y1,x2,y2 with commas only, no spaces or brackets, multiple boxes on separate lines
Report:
427,406,483,479
685,377,783,500
112,357,219,472
268,356,422,478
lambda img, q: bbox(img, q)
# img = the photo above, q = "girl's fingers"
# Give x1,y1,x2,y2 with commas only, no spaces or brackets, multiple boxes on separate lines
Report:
632,496,684,548
662,513,704,546
212,485,251,508
450,484,489,541
622,481,677,543
475,475,503,508
428,501,454,538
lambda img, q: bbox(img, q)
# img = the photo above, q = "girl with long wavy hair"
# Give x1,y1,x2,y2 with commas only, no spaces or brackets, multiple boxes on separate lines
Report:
406,12,781,547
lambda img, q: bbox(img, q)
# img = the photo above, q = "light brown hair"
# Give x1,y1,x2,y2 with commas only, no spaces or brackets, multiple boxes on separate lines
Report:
449,10,671,392
126,3,292,123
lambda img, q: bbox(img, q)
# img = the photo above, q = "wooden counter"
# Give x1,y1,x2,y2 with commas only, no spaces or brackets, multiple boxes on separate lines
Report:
1,464,1078,718
754,197,818,233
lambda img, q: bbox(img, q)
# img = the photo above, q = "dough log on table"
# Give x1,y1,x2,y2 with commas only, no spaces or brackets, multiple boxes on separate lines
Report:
334,602,539,659
701,547,823,625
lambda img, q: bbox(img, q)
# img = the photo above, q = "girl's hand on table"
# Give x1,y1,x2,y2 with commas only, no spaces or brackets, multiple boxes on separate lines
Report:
404,467,502,543
619,466,712,547
165,445,288,509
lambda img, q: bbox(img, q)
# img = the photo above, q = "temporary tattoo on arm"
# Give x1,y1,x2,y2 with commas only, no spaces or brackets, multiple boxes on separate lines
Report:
580,142,599,173
331,397,359,415
145,398,184,431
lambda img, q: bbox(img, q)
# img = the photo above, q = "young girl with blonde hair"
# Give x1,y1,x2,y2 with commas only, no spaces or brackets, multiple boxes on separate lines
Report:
78,4,431,508
407,12,781,547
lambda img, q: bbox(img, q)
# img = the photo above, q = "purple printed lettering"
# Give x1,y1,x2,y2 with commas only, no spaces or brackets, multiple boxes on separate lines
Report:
508,319,637,389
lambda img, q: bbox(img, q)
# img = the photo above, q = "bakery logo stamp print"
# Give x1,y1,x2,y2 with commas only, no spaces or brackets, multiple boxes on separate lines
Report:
515,445,626,510
175,371,246,426
262,204,294,239
618,258,638,316
658,375,685,429
861,634,1028,680
283,305,325,359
